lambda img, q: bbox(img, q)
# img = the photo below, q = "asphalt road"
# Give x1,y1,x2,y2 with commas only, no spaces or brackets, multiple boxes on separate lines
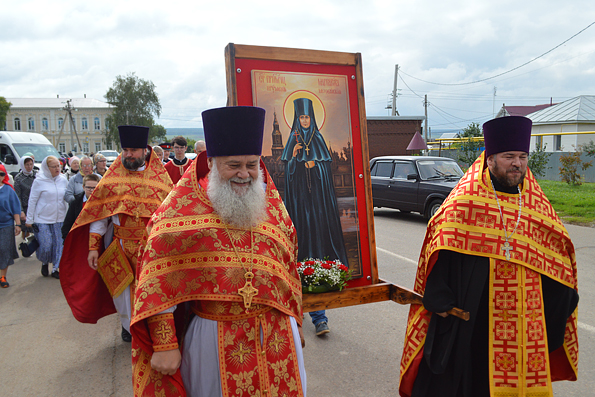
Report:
1,212,594,396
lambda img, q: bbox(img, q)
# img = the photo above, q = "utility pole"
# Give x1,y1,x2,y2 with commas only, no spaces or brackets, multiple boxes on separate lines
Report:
58,99,83,154
493,86,497,117
423,95,429,142
392,64,400,116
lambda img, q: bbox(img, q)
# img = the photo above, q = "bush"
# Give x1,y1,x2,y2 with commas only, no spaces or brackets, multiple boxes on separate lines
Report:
559,145,593,185
528,143,551,177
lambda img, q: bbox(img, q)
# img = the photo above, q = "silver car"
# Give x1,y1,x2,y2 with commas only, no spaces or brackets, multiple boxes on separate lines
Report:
96,150,119,167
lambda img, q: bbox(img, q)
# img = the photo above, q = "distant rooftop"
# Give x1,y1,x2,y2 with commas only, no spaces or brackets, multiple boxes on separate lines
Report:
367,116,426,121
527,95,595,124
7,97,112,109
497,103,556,117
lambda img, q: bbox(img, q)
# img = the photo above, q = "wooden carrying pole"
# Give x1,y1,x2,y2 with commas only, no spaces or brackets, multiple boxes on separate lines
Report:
224,43,469,322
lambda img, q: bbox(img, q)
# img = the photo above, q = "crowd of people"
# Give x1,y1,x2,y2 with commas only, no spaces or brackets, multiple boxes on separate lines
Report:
0,110,581,397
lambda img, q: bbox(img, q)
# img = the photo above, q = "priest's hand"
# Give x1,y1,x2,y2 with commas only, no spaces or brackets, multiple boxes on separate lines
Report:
88,250,99,270
151,349,182,375
437,312,449,318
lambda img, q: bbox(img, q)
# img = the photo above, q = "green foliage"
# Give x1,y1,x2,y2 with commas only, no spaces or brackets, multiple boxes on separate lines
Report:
456,122,484,167
0,96,12,130
558,145,593,185
582,140,595,157
538,179,595,225
104,72,161,148
150,124,167,144
185,138,197,153
528,143,552,177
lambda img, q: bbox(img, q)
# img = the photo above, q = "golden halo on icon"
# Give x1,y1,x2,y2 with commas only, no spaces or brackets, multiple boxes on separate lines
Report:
283,90,326,131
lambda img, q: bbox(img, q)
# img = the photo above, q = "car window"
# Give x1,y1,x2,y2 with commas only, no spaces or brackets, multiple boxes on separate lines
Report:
393,162,416,179
13,143,60,160
417,160,464,180
372,161,393,177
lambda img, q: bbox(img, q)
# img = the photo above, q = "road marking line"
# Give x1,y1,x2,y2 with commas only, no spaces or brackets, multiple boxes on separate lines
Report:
578,321,595,333
376,247,418,265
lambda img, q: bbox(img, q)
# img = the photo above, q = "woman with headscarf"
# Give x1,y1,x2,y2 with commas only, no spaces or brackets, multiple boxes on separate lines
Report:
93,153,107,176
25,156,68,279
13,155,37,238
0,164,21,288
281,97,349,335
65,156,80,180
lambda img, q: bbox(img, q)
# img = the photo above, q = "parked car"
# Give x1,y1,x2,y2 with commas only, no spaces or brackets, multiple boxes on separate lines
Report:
185,153,197,161
0,131,62,177
96,150,119,167
370,156,464,219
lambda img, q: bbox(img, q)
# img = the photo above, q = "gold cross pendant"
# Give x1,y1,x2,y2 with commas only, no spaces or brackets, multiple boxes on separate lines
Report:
238,271,258,309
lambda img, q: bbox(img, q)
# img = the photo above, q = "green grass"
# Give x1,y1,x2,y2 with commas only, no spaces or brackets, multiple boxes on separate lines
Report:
537,180,595,226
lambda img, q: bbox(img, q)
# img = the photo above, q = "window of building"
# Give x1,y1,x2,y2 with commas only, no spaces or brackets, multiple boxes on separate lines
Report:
95,142,101,152
94,117,101,130
42,118,49,131
554,135,562,151
59,143,66,153
58,118,64,130
82,117,88,130
28,117,35,131
14,118,21,131
83,142,89,153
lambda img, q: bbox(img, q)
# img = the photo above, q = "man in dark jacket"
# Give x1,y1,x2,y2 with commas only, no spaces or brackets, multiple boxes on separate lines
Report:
62,174,100,240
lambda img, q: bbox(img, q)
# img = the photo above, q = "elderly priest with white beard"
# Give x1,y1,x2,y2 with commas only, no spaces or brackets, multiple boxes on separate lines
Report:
130,106,307,397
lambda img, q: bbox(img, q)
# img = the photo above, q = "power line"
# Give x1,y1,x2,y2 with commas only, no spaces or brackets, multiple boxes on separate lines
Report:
399,21,595,86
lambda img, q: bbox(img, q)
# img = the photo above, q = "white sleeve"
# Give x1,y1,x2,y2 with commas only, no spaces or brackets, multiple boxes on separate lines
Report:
26,180,41,224
89,217,109,236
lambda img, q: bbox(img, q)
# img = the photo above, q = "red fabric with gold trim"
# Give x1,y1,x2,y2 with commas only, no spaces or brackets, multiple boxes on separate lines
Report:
148,313,179,352
130,158,302,396
164,159,192,185
399,151,578,397
60,148,173,324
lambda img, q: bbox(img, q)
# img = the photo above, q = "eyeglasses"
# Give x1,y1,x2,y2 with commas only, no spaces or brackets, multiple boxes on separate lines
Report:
81,164,93,168
83,186,95,191
0,172,5,177
173,146,186,151
48,165,61,169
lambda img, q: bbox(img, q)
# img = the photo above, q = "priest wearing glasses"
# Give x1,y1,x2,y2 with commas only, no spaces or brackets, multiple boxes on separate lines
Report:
399,116,579,397
130,106,306,397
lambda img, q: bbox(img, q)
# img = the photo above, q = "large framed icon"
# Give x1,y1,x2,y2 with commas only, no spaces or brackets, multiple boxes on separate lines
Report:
224,44,432,314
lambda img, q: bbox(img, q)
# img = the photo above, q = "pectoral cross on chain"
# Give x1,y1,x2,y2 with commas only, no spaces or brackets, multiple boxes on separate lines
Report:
501,241,513,261
238,271,258,309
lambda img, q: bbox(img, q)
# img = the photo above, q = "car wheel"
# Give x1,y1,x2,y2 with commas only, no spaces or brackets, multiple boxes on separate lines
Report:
425,199,443,220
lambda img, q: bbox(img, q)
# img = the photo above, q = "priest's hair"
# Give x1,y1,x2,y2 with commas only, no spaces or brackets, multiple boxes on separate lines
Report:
207,158,267,229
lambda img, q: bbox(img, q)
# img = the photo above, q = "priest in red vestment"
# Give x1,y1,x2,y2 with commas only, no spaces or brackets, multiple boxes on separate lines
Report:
164,136,193,184
399,116,579,397
130,106,306,397
60,125,173,342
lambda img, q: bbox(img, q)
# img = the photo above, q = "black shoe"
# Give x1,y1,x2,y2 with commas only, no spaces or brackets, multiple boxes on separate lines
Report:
121,327,132,342
41,263,49,277
315,321,330,336
51,270,60,279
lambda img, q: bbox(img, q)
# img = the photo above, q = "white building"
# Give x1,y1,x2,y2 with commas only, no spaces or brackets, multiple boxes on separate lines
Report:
4,97,114,154
527,95,595,152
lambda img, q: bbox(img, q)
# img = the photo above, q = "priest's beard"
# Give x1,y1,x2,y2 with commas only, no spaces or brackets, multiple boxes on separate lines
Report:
207,160,267,229
491,161,526,188
123,156,144,170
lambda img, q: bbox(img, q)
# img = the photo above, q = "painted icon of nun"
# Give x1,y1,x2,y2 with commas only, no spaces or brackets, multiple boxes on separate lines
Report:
281,97,348,266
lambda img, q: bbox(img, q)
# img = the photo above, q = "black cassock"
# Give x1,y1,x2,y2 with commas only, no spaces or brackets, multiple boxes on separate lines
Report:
412,248,579,397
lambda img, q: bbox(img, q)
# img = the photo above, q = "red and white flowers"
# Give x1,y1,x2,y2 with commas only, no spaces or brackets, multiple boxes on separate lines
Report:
297,258,352,291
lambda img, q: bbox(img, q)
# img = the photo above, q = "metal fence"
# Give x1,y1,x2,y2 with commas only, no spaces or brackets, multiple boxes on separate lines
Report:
429,149,595,182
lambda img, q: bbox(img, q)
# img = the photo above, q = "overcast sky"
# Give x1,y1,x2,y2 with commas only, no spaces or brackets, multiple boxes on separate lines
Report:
2,1,594,132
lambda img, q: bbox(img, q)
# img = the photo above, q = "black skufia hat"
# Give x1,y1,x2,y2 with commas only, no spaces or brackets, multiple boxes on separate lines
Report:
118,125,149,149
202,106,265,157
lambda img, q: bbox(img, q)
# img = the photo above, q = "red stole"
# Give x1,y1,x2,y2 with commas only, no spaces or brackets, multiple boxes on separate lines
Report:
399,152,578,397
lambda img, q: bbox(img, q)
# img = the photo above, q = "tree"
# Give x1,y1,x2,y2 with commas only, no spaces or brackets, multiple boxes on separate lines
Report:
456,122,484,167
185,138,197,153
104,73,161,148
0,96,12,130
528,142,552,178
559,145,593,185
150,124,167,144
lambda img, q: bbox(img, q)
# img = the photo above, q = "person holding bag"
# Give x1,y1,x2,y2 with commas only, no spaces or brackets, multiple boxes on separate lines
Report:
0,164,21,288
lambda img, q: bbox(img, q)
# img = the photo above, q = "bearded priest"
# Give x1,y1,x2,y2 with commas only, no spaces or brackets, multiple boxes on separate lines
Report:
130,106,306,397
60,126,174,342
399,116,579,397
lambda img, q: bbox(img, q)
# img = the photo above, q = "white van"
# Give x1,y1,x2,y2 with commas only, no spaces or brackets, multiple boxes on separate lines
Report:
0,131,61,177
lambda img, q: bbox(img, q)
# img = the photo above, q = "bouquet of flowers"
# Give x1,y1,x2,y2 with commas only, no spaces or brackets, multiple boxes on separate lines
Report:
297,258,352,293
